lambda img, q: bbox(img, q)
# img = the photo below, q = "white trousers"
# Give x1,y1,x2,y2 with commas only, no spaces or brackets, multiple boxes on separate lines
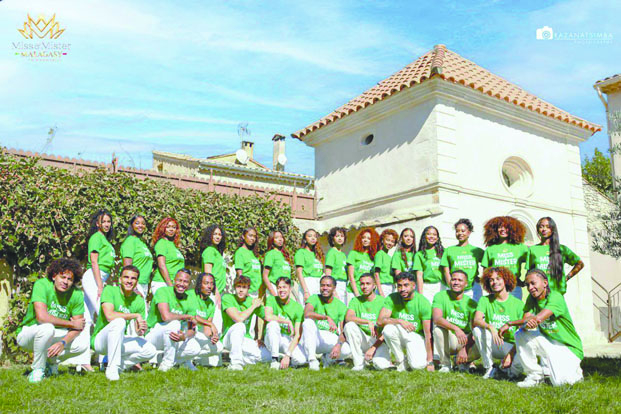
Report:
82,269,110,327
515,328,583,386
264,321,306,366
301,319,351,363
145,320,200,367
17,324,90,371
379,283,395,297
335,281,348,305
187,331,224,367
382,324,428,370
433,327,480,367
343,322,391,369
93,318,157,370
150,281,168,296
472,326,522,375
222,322,270,366
422,282,445,304
297,277,321,305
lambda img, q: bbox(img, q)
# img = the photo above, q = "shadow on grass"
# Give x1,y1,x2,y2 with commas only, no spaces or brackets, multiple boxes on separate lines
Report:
583,357,621,377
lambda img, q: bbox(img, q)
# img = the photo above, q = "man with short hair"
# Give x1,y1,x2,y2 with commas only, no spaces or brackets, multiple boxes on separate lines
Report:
344,273,391,371
377,272,434,372
264,277,306,369
301,275,351,370
432,270,479,372
221,275,270,370
17,258,90,383
92,265,157,380
145,269,201,371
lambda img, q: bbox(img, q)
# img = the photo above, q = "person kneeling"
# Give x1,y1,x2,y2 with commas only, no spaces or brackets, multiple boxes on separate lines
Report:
344,273,391,371
264,277,306,369
145,269,200,371
432,270,479,372
302,276,351,370
377,272,434,372
92,265,157,381
500,269,584,387
17,258,90,383
221,275,270,370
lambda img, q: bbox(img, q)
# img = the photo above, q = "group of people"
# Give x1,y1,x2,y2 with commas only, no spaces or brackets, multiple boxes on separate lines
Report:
17,211,586,388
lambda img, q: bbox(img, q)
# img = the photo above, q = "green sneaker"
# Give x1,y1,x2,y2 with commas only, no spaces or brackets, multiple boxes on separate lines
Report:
28,368,46,383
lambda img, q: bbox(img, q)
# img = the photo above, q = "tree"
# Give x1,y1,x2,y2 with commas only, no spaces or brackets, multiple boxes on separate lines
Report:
582,147,613,197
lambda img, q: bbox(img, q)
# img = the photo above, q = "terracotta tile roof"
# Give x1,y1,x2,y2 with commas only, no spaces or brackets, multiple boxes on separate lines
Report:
594,73,621,94
292,44,601,139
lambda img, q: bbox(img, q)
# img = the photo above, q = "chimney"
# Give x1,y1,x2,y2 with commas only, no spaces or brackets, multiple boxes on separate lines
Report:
241,141,254,160
272,134,285,171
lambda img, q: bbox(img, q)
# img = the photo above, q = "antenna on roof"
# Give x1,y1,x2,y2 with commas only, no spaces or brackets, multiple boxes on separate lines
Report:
237,122,250,141
42,124,57,153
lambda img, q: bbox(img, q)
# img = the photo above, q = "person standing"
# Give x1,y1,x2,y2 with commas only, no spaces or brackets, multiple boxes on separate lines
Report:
374,229,398,297
120,215,153,299
391,228,416,277
347,228,379,304
152,218,184,295
234,227,262,297
324,227,348,303
295,229,325,303
200,224,228,333
263,231,293,297
413,226,445,304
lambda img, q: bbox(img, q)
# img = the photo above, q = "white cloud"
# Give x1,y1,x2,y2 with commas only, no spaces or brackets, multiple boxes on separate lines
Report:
82,109,242,125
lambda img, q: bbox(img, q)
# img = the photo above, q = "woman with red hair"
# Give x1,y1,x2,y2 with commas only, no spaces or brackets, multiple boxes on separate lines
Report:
346,228,379,304
295,229,325,303
374,229,398,296
481,216,529,300
152,217,184,295
413,226,445,303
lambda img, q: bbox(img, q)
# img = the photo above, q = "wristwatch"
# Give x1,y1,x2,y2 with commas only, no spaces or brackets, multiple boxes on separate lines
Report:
427,361,434,367
60,340,67,347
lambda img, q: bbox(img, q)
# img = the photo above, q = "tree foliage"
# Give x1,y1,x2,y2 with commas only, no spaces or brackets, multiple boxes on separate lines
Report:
582,147,613,197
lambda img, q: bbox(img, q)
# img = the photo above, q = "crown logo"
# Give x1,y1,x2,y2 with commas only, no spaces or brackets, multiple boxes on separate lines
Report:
18,14,65,39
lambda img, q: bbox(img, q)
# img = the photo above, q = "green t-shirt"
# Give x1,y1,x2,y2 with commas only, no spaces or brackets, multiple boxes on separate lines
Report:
120,235,153,284
221,293,261,338
524,291,583,359
153,238,185,283
374,250,394,284
481,243,529,281
432,290,477,334
294,248,324,279
440,244,484,290
146,286,195,329
87,231,116,273
264,249,292,284
265,295,304,335
413,249,443,284
346,250,375,293
192,293,216,326
201,246,227,293
306,294,347,331
347,295,385,335
234,247,262,293
92,285,145,347
476,294,524,343
528,244,581,294
18,278,85,335
391,250,414,273
381,292,431,335
325,247,347,281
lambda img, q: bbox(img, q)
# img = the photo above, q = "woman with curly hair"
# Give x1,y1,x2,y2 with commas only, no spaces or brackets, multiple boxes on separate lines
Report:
529,217,584,295
152,217,184,295
346,228,379,303
481,216,529,300
120,215,153,299
324,227,348,302
440,219,484,300
391,228,416,277
263,230,293,297
295,229,325,303
234,227,262,297
413,226,444,303
374,228,398,296
472,267,523,379
201,224,228,306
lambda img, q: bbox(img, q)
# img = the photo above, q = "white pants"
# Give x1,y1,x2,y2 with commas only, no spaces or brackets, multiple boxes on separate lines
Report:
343,322,391,369
145,320,200,367
472,327,521,375
135,283,150,318
17,324,90,371
150,281,168,296
264,321,306,366
82,268,110,327
222,322,270,366
433,327,480,367
335,281,348,305
297,277,321,305
515,328,583,386
382,324,428,370
301,319,351,363
188,331,224,367
93,318,156,371
379,283,395,297
422,282,445,304
463,289,474,299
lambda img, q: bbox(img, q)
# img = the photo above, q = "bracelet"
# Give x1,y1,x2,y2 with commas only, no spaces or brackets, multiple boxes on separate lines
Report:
60,340,66,347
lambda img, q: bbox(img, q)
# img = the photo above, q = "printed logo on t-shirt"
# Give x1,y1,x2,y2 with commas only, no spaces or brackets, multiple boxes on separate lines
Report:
196,310,207,318
360,311,378,322
316,319,329,330
118,304,131,314
143,247,153,257
48,302,69,319
251,259,261,270
360,262,374,272
170,307,183,315
446,309,467,328
490,313,511,329
397,311,416,323
540,318,559,333
453,254,476,269
313,260,323,270
494,252,517,267
176,250,184,259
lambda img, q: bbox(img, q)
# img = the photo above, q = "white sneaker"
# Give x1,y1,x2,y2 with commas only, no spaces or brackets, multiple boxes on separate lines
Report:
158,362,174,372
28,368,46,383
270,361,280,370
228,364,243,371
183,361,198,371
105,367,120,381
517,375,543,388
352,365,365,372
396,361,407,372
483,367,497,379
438,365,451,373
309,360,320,371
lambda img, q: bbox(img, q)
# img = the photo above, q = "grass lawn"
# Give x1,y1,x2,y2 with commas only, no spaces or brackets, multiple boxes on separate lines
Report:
1,358,620,413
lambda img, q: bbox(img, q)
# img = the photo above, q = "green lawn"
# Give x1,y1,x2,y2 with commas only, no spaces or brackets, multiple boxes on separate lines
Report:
1,358,620,413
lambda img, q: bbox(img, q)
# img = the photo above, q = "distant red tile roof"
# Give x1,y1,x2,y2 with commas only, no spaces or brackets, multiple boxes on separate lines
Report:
292,44,601,139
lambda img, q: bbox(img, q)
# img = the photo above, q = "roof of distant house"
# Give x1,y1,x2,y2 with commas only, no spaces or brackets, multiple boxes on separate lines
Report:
292,44,601,139
594,73,621,94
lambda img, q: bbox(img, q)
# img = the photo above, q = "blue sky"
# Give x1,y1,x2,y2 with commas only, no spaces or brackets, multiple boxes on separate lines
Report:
0,0,618,176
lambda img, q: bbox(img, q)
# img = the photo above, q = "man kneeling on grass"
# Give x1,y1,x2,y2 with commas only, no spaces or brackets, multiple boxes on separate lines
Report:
376,272,434,372
92,265,157,381
145,269,201,372
17,258,90,383
432,270,479,372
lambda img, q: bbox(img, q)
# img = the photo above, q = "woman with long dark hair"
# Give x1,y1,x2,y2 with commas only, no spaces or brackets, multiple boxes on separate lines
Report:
120,215,153,298
529,217,584,295
391,228,416,276
152,217,184,295
263,230,293,297
234,227,262,297
346,228,379,304
200,224,228,305
324,227,348,302
413,226,444,303
374,229,398,296
295,229,324,303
